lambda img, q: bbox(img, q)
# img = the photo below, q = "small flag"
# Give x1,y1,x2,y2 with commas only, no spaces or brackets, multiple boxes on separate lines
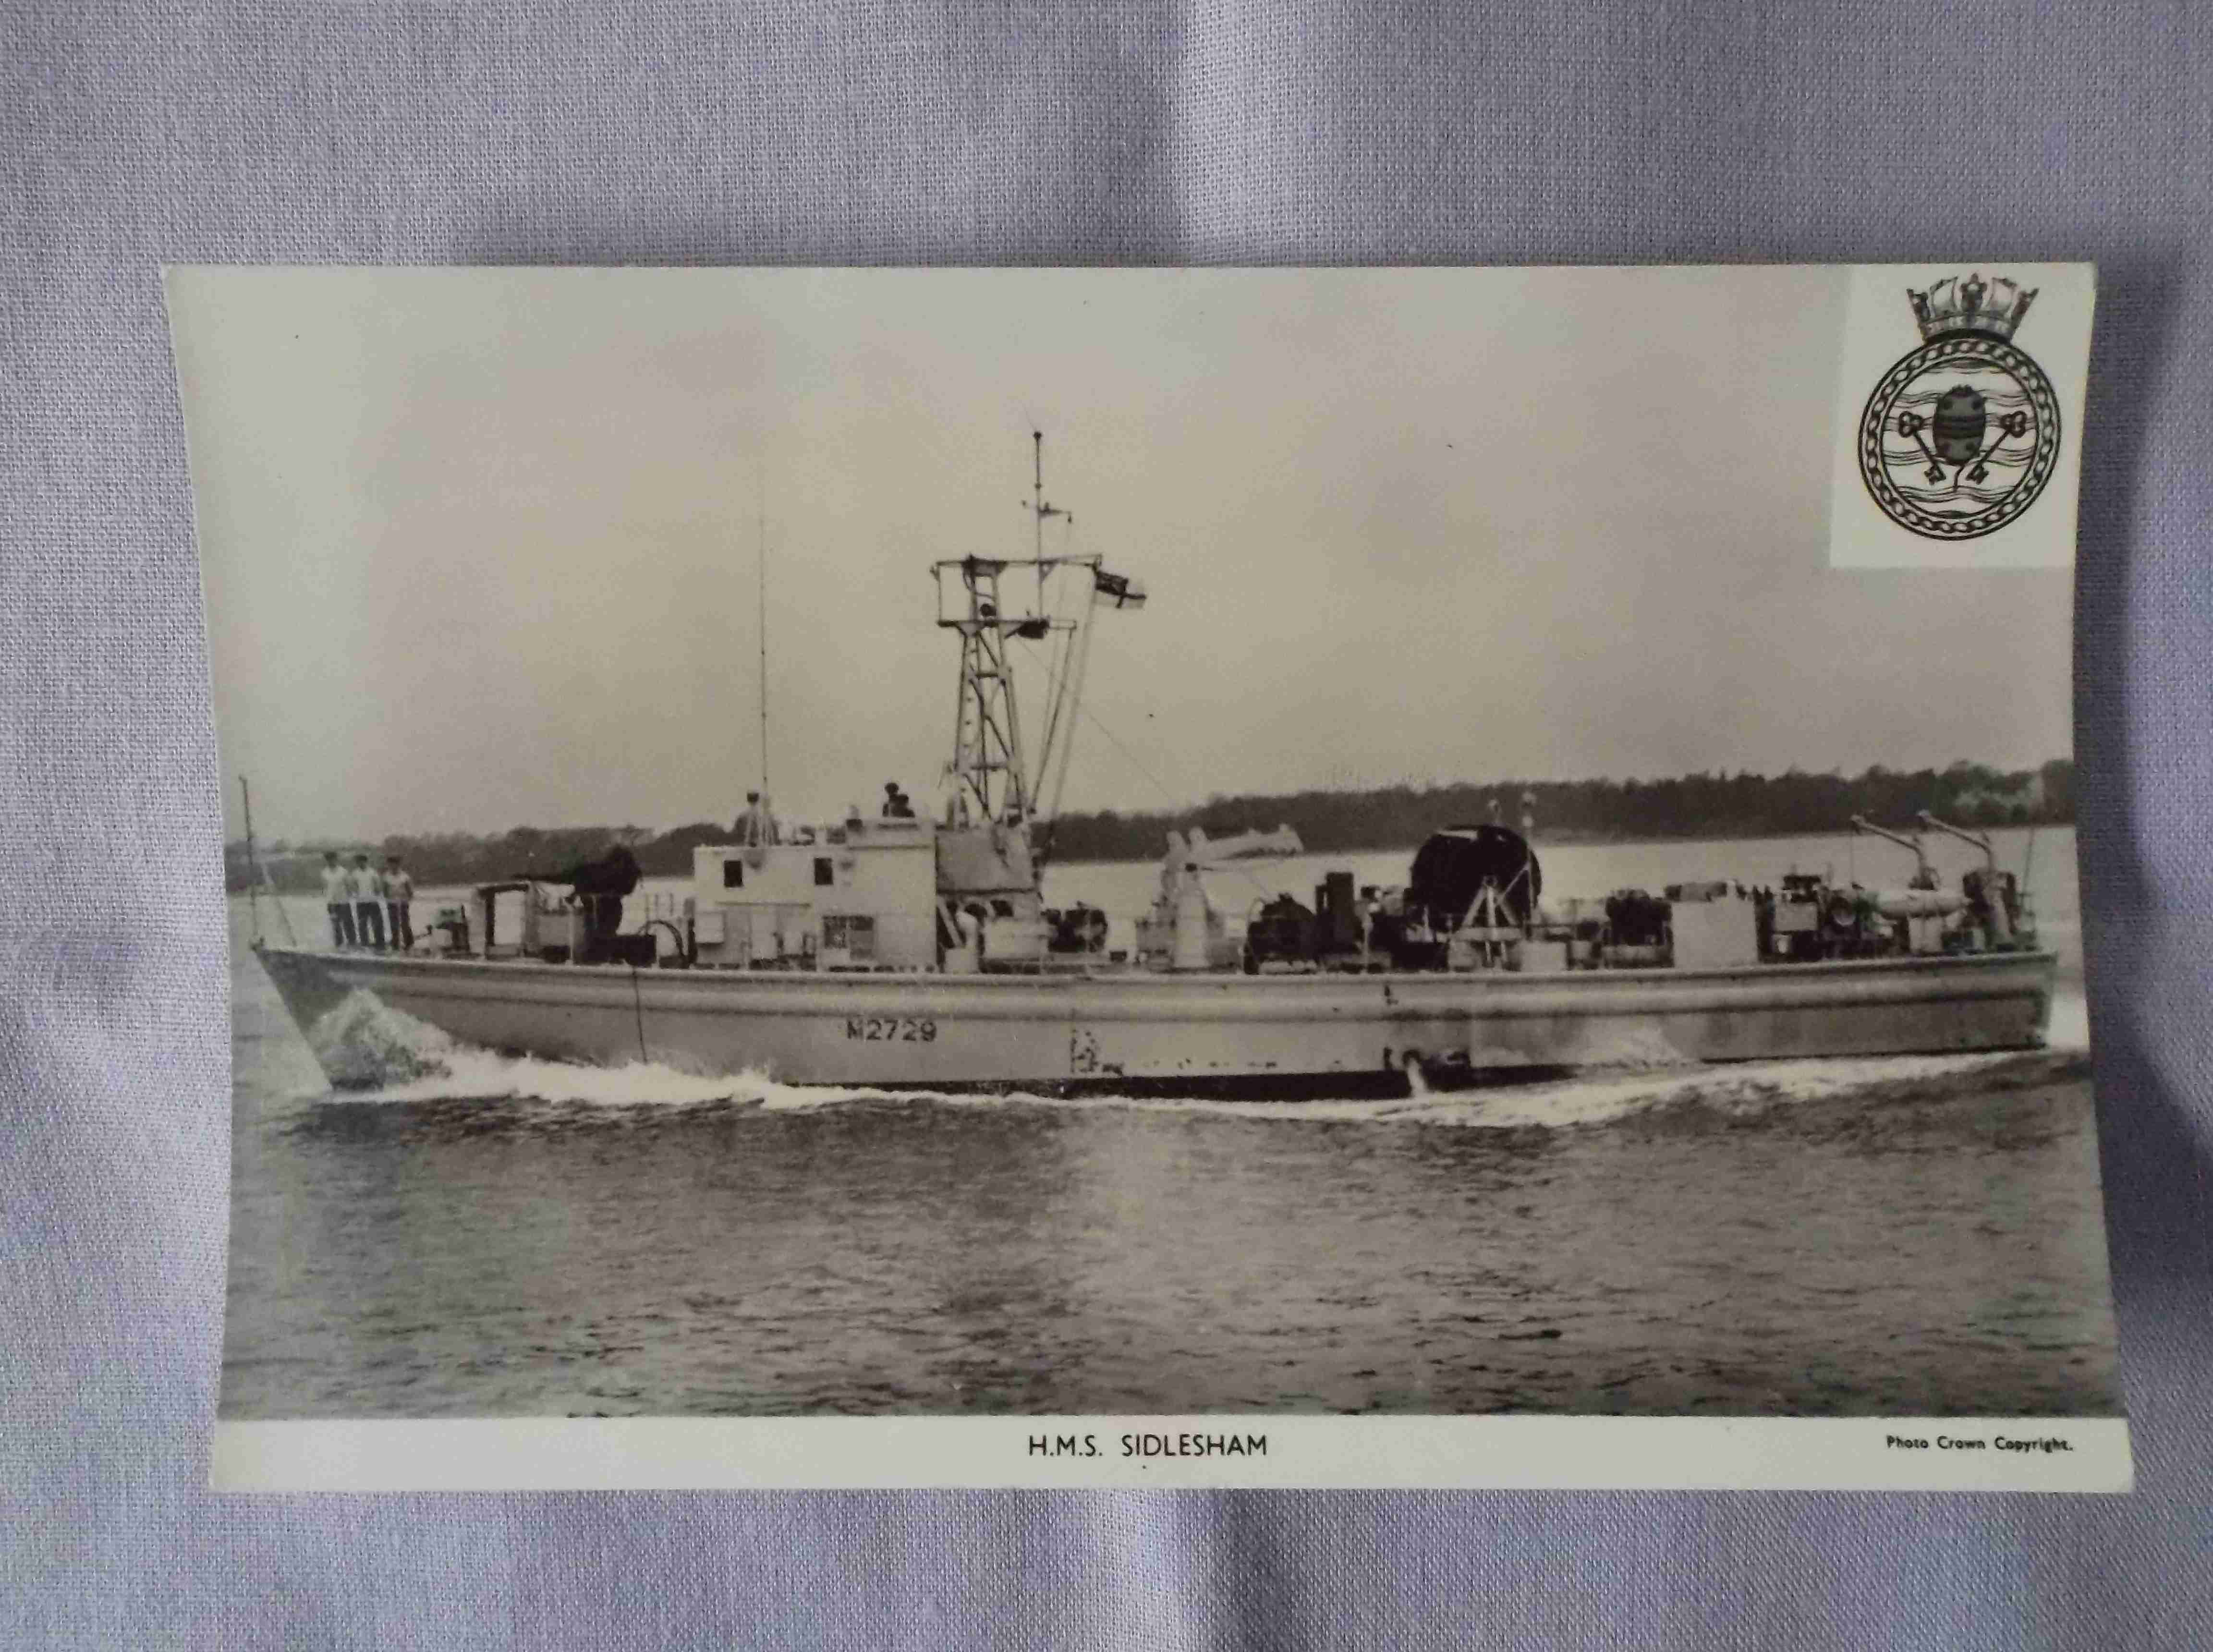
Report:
1093,569,1147,610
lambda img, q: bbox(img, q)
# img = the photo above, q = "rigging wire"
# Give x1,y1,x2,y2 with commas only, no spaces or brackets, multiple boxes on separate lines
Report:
1022,508,1090,839
1010,632,1286,906
239,775,299,947
995,452,1286,904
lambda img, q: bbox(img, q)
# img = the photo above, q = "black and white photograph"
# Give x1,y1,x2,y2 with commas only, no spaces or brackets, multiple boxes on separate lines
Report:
170,264,2125,1489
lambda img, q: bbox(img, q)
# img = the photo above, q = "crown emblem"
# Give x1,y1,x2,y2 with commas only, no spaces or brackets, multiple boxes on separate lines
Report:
1907,272,2037,342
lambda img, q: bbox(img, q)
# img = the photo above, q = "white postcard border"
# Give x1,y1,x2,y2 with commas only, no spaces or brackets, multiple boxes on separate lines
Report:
185,262,2124,1500
211,1415,2132,1494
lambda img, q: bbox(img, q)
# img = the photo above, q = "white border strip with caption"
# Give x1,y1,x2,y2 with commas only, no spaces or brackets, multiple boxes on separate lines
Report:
213,1415,2132,1494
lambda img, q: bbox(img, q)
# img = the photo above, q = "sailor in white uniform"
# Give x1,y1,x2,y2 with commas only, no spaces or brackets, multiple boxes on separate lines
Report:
383,857,415,951
350,854,387,950
321,851,355,947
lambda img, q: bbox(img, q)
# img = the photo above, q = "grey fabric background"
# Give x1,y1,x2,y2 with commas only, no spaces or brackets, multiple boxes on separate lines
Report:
3,2,2208,1645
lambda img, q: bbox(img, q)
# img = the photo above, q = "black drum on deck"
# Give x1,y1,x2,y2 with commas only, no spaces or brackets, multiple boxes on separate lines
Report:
1406,825,1543,930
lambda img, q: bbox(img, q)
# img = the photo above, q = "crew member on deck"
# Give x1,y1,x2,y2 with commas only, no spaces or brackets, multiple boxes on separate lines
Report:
351,853,387,949
384,856,415,951
322,851,356,948
882,781,915,819
737,790,780,847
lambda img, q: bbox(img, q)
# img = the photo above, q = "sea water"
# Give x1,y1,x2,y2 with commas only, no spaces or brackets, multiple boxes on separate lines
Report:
219,829,2122,1419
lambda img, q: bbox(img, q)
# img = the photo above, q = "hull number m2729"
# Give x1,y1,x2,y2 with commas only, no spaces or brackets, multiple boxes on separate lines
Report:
845,1016,938,1043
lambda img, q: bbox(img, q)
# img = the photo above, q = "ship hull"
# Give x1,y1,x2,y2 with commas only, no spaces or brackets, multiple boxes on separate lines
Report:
255,945,2057,1093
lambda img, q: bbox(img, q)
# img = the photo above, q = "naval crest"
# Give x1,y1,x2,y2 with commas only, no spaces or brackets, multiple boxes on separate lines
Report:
1857,273,2061,541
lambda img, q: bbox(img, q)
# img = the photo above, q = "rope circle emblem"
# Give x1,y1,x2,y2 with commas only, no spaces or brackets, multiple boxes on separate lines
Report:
1857,336,2061,541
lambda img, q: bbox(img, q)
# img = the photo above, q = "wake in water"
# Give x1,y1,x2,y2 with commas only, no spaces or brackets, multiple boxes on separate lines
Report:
297,989,909,1118
306,991,459,1090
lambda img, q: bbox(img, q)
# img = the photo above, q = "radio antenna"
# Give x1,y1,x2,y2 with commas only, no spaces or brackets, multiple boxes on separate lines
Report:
241,774,262,946
756,470,769,799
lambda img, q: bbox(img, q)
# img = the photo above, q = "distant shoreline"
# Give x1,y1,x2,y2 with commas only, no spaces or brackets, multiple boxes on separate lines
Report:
1052,818,2072,866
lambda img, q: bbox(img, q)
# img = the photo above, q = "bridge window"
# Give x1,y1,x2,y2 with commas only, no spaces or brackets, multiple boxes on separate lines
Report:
815,857,834,887
722,860,743,888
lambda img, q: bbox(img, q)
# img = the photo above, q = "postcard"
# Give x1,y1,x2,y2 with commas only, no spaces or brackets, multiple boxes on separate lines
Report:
170,264,2125,1490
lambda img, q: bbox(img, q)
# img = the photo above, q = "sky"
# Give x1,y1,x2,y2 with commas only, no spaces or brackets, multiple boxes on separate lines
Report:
171,267,2076,844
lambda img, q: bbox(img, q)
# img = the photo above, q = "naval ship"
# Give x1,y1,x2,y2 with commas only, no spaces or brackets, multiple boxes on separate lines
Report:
250,439,2056,1096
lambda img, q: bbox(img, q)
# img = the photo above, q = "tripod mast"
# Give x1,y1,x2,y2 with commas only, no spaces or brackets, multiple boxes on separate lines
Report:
933,434,1147,833
936,433,1094,826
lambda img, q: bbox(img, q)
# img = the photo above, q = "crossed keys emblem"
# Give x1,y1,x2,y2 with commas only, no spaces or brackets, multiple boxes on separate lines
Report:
1894,391,2033,486
1857,279,2061,540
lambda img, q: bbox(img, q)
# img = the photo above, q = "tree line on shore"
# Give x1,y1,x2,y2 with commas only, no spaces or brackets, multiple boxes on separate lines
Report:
225,758,2073,894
